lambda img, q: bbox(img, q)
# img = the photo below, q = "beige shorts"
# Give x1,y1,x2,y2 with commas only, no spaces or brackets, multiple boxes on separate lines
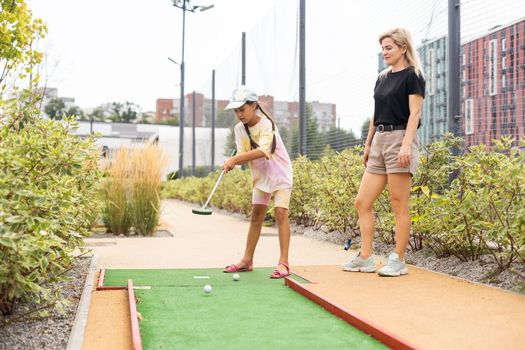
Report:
252,188,292,209
366,129,419,176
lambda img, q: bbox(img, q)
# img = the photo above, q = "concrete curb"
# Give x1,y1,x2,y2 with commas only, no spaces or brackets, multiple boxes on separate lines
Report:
66,254,98,350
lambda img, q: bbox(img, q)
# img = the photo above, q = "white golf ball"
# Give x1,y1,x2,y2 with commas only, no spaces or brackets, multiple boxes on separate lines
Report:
232,274,240,281
203,285,212,294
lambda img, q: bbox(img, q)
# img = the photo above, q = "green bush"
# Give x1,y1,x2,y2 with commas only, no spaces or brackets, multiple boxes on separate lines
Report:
162,139,525,277
167,165,215,179
0,114,102,315
409,134,462,250
314,148,363,233
420,137,525,264
289,156,317,226
162,168,252,216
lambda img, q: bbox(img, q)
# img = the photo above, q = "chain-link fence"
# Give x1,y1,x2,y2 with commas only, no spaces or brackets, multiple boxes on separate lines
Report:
174,0,524,171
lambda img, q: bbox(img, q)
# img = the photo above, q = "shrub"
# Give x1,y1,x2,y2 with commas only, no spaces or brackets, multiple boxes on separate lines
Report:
409,134,462,250
289,156,317,226
314,148,363,234
0,115,102,316
162,138,525,279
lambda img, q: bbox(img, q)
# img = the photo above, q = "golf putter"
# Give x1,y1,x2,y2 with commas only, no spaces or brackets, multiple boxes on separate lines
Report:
192,150,236,215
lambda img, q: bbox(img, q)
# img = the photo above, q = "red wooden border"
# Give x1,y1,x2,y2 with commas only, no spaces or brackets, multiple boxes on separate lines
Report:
285,277,421,350
97,268,105,289
96,268,127,291
290,271,317,284
127,279,143,350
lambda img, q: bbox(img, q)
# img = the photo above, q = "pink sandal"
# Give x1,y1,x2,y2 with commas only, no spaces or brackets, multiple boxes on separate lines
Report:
223,259,253,273
270,261,291,279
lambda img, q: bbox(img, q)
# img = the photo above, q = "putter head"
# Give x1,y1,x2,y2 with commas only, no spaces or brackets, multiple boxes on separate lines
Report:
192,207,212,215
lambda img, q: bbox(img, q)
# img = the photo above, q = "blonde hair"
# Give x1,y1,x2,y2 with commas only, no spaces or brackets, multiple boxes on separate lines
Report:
378,28,424,79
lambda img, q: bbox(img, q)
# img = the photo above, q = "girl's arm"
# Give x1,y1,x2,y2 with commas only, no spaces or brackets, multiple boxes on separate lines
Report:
223,149,266,172
398,94,423,167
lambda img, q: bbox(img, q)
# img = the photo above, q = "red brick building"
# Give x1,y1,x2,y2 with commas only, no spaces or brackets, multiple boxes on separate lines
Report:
155,98,175,122
156,93,336,131
461,20,525,150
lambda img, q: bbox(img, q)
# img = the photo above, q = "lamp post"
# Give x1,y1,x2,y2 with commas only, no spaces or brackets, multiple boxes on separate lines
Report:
172,0,214,178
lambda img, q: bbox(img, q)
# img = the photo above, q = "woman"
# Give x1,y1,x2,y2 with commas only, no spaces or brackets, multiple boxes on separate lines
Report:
342,28,425,276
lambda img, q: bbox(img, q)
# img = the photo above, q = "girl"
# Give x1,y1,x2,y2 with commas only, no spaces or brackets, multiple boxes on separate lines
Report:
222,86,293,279
342,28,425,276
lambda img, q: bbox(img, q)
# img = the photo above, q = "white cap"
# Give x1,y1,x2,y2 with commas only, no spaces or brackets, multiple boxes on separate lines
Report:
224,85,258,110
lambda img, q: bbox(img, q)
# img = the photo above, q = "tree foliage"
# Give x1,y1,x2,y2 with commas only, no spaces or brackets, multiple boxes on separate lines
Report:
109,101,142,123
0,0,47,95
44,98,65,119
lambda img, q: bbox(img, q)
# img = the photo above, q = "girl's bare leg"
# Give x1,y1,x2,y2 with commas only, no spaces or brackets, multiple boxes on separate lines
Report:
274,207,290,273
236,204,267,267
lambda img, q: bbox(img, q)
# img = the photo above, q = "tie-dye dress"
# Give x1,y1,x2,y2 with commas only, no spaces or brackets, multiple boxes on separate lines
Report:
234,116,293,195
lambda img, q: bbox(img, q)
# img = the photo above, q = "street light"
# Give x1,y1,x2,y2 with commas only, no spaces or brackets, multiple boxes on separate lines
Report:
172,0,213,178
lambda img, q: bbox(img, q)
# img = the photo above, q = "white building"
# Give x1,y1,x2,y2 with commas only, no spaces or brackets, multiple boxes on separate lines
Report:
74,121,230,177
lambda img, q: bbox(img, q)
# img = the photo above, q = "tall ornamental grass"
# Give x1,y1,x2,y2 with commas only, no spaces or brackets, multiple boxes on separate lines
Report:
102,143,168,236
129,143,169,236
102,147,132,235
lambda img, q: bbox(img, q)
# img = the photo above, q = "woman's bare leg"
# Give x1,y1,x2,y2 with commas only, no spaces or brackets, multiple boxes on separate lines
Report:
354,172,387,258
386,173,412,260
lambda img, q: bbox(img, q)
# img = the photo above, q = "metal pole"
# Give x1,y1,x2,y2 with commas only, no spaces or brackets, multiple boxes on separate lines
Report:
242,32,246,85
448,0,461,183
172,1,214,176
192,91,196,176
448,0,460,139
211,69,216,172
299,0,306,156
178,0,187,178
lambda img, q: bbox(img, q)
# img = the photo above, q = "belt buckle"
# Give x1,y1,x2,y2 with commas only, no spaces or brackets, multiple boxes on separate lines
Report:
377,124,384,133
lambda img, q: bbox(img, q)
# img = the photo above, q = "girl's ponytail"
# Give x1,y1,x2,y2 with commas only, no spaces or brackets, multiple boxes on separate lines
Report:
243,103,277,154
257,105,277,153
243,122,260,150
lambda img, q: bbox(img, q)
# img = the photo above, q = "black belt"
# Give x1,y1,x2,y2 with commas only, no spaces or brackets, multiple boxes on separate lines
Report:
375,124,406,133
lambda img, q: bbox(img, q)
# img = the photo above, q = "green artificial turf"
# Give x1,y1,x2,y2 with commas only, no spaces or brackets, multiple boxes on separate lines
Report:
105,268,387,350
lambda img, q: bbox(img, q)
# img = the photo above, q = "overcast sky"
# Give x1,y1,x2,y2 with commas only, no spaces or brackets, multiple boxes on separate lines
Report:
29,0,524,134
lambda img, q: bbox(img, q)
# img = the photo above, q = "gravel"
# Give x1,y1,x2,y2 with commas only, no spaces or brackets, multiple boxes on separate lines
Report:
0,256,92,350
296,224,525,294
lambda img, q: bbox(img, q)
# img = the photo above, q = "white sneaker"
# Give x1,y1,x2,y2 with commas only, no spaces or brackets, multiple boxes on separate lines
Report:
341,254,376,272
377,252,408,277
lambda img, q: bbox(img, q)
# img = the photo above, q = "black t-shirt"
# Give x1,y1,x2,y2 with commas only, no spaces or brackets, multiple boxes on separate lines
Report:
373,67,425,126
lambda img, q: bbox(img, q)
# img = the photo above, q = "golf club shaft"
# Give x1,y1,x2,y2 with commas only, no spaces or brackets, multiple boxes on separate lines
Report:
203,170,225,208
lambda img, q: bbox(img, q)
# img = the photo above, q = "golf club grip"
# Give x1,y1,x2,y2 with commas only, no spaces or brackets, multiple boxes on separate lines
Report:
203,170,225,208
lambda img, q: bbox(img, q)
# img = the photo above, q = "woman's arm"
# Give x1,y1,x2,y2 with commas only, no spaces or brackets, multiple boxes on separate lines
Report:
363,115,376,166
398,94,424,167
223,149,266,172
364,116,376,147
